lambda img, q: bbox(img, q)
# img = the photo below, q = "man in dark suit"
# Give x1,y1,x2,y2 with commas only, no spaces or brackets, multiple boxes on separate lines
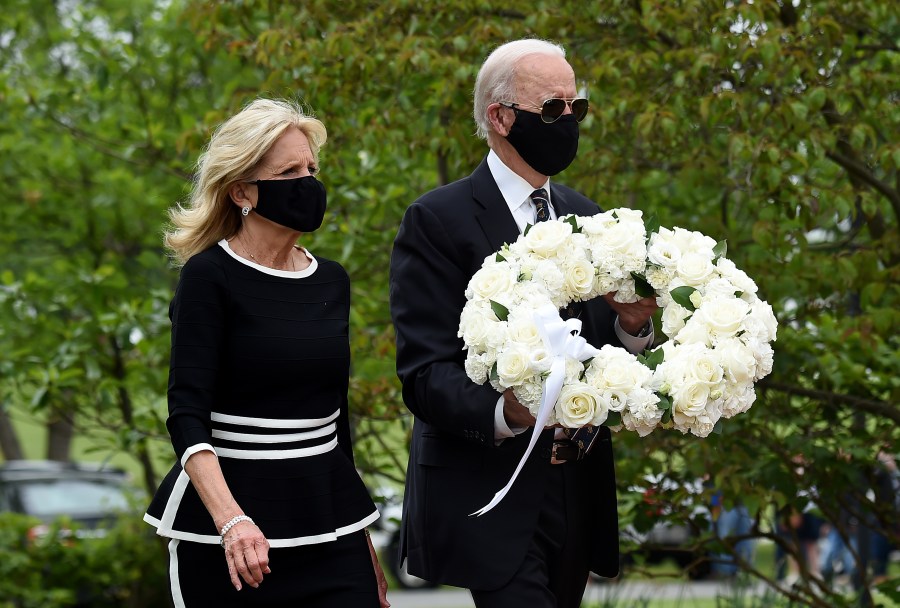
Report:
389,38,658,607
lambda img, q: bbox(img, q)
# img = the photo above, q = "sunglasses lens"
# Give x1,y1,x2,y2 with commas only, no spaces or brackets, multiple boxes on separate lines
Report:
540,99,589,123
572,98,589,122
541,99,568,123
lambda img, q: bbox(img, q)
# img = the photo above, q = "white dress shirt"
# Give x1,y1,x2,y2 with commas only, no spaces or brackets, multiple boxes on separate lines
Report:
484,150,654,441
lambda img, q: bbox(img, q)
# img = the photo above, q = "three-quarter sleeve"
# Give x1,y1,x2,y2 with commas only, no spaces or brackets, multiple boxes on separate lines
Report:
165,255,228,461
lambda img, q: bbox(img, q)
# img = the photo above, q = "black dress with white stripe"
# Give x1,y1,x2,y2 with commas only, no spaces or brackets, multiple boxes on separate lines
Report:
144,240,379,546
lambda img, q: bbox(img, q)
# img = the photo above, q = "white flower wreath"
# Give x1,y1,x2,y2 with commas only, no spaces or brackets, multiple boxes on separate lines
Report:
459,209,778,440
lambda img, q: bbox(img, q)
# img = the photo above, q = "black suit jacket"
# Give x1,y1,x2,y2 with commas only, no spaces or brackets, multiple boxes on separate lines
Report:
389,158,620,590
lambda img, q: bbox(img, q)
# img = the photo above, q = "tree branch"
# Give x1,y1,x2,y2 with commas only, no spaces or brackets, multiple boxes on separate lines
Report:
760,380,900,425
825,149,900,221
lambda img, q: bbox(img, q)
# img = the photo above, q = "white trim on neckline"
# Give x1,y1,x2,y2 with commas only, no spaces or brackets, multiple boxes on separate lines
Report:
218,239,318,278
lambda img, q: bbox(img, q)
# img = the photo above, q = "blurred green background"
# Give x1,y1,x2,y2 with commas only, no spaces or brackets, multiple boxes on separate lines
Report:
0,1,897,606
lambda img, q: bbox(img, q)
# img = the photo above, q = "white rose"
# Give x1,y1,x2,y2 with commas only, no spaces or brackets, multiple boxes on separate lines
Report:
467,263,517,301
695,296,751,339
670,380,710,417
676,252,715,287
561,257,596,300
495,346,533,387
661,303,690,338
506,315,544,348
458,303,501,347
686,349,724,386
555,383,604,427
673,315,713,346
579,212,618,234
522,220,572,257
715,338,757,384
703,277,740,300
748,300,778,342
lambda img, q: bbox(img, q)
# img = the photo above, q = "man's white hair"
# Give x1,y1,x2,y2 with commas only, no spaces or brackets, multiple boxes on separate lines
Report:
472,38,566,140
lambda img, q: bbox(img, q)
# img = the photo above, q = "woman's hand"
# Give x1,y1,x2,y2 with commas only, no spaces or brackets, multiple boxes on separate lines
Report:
365,531,391,607
221,519,271,591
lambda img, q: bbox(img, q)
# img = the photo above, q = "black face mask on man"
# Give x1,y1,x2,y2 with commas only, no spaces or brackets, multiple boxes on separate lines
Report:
505,110,579,176
250,176,327,233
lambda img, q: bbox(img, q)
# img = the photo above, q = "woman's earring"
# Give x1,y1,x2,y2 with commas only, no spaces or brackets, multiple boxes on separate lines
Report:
241,206,251,217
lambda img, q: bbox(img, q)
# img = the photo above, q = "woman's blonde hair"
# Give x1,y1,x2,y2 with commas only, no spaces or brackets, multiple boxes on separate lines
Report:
164,98,327,265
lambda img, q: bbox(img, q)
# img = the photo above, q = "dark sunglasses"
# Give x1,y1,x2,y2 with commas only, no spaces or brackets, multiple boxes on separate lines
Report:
499,97,589,123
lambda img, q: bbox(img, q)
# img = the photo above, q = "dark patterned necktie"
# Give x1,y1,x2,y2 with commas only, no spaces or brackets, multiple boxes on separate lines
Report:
529,188,593,451
531,188,551,223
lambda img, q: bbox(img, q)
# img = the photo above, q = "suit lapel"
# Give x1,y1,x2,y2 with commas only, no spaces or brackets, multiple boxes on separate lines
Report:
549,184,575,218
471,158,520,253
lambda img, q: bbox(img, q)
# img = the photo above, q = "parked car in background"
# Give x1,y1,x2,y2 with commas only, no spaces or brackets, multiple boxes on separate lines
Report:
367,485,439,590
0,460,137,540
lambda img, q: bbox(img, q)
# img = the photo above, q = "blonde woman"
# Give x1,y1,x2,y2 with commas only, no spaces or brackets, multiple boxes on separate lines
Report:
145,98,389,608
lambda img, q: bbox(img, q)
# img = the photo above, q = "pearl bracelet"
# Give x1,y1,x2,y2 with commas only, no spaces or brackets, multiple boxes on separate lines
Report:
219,514,254,547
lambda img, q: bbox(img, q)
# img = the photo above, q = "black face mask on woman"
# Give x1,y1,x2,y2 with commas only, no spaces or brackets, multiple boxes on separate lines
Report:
251,176,327,233
505,110,579,176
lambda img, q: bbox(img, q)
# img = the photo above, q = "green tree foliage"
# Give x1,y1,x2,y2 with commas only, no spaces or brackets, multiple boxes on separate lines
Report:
1,1,897,602
0,0,259,490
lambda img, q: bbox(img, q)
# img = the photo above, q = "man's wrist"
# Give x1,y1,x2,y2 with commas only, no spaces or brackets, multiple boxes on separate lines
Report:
632,321,653,338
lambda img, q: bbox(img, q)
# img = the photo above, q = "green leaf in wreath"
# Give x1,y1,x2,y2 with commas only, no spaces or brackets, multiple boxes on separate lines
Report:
644,213,660,239
490,361,498,383
605,411,623,428
656,394,672,411
641,347,664,370
661,407,673,424
490,299,510,321
713,239,727,260
564,215,581,233
670,286,698,311
631,272,656,298
495,252,506,263
523,223,533,236
712,420,723,435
